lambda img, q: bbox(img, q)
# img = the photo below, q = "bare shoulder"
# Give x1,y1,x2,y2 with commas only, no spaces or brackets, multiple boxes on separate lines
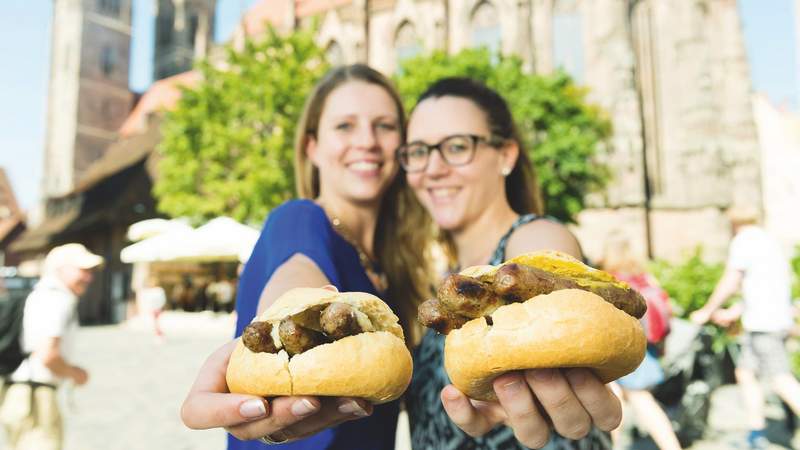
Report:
505,218,583,260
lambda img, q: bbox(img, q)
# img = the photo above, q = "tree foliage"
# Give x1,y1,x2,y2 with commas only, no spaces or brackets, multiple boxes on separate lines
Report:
395,48,612,222
154,27,328,225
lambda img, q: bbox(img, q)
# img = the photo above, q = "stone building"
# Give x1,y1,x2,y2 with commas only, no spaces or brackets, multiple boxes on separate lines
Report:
243,0,764,262
41,0,216,201
153,0,217,80
42,0,135,199
13,1,216,323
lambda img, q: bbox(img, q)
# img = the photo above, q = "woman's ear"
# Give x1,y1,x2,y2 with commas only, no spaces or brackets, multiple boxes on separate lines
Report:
499,140,520,175
306,135,319,166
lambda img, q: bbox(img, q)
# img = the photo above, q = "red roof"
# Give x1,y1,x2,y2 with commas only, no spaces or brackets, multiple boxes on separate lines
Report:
0,168,25,243
118,71,201,137
240,0,352,36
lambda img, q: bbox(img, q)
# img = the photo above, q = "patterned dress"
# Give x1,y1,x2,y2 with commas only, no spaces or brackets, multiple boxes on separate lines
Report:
406,214,612,450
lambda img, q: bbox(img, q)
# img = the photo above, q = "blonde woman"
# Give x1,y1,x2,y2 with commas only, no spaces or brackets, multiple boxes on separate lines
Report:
181,64,431,450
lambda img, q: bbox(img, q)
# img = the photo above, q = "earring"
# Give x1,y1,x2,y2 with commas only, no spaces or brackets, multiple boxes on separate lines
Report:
501,167,511,176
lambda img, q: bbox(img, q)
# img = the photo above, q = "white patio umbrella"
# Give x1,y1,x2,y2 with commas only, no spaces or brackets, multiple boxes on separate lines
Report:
121,217,259,264
170,217,260,263
126,218,192,241
120,228,197,263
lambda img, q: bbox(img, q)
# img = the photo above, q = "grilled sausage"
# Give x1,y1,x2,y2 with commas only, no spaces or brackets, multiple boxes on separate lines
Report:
242,321,278,353
320,302,363,340
493,263,646,318
279,318,328,356
437,275,505,318
418,298,470,335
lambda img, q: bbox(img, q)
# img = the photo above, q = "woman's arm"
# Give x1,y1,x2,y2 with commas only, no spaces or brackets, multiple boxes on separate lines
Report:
181,255,372,443
441,219,622,447
255,253,333,316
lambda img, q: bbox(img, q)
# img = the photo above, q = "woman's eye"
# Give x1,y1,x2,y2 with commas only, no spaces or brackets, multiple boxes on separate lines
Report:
335,122,354,131
376,122,398,132
446,143,468,153
405,146,427,159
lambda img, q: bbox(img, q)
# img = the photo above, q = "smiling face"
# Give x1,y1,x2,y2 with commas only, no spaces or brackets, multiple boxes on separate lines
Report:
406,96,519,232
306,80,402,206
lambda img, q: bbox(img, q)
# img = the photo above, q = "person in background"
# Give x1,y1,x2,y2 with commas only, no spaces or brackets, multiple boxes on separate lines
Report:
0,243,102,450
599,233,682,450
401,77,622,450
691,206,800,450
137,275,167,343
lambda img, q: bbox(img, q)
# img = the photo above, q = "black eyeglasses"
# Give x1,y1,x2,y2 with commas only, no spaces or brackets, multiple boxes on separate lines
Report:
396,134,505,172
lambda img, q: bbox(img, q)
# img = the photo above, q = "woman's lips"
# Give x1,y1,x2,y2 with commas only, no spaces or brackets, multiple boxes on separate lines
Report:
427,187,460,204
347,161,382,177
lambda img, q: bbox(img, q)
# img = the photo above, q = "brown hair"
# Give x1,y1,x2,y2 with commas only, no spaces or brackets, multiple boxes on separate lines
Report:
294,64,433,344
413,78,544,267
413,77,544,217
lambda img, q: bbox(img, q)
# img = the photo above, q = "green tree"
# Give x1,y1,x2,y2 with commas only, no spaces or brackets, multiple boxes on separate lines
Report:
154,27,328,225
395,49,612,222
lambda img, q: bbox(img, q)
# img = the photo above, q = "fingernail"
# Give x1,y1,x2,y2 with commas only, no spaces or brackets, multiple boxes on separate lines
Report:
239,399,267,419
442,386,461,401
338,400,369,417
291,399,318,417
531,369,554,382
502,380,523,392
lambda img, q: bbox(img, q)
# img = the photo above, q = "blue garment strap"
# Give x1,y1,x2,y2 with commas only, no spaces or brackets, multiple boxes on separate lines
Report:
488,213,543,266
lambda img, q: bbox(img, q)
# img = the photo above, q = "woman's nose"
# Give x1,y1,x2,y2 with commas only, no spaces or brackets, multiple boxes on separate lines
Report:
352,125,378,149
425,148,450,177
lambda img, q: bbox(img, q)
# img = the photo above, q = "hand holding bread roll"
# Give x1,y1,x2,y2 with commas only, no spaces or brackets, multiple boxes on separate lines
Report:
226,287,413,404
418,250,647,401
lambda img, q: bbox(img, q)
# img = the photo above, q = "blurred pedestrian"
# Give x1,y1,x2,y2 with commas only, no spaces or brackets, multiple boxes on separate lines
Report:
600,233,682,450
138,275,167,343
0,243,102,450
691,205,800,450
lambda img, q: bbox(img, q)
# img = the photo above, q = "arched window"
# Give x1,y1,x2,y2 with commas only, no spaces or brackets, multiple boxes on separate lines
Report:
98,0,121,16
470,1,501,54
325,41,345,66
100,45,116,76
552,0,585,84
157,1,175,46
395,21,422,69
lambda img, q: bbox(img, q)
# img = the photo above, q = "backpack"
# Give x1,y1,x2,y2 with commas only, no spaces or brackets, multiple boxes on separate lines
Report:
0,286,28,376
615,272,672,345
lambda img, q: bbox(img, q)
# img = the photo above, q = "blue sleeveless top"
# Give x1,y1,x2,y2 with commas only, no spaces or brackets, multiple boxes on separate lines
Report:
229,199,399,450
406,214,612,450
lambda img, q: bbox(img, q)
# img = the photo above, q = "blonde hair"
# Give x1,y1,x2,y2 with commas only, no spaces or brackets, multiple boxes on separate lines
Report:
725,205,760,227
294,64,433,344
600,232,646,276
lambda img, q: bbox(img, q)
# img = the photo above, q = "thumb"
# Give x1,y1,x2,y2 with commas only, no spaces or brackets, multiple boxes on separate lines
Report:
182,394,269,429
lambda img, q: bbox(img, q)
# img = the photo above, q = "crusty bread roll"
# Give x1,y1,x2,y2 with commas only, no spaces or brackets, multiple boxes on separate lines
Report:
444,288,646,401
226,288,413,404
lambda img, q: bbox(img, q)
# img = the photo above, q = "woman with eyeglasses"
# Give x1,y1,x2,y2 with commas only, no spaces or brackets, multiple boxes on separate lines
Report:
400,77,621,450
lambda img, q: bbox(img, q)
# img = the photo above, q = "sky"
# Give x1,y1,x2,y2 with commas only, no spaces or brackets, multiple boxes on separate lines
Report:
0,0,797,213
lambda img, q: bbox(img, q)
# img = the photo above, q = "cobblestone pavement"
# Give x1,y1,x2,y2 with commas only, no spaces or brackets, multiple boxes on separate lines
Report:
1,312,797,450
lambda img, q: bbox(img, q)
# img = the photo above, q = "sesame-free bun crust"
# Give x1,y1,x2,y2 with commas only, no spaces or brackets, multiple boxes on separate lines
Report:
444,289,646,401
226,288,412,404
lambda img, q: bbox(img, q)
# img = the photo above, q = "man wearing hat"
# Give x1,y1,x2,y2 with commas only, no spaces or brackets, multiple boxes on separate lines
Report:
0,243,103,450
692,206,800,450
